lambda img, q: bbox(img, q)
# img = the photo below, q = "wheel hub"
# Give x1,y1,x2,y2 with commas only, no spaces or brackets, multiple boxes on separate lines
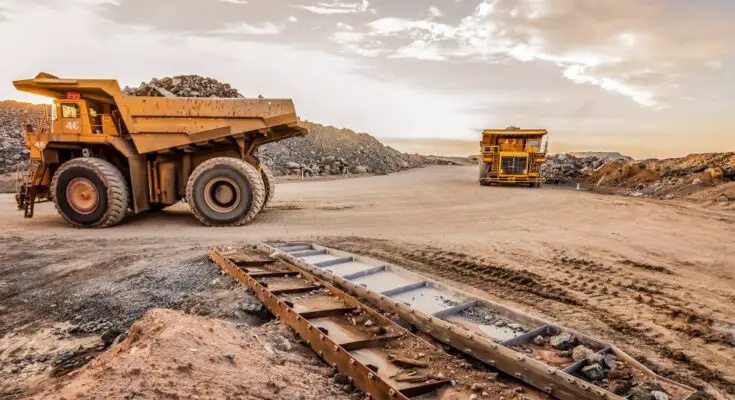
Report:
204,177,241,213
66,177,99,215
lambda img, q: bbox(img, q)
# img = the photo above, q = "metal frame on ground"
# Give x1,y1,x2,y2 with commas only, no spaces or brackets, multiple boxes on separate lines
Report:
209,245,548,400
260,241,697,400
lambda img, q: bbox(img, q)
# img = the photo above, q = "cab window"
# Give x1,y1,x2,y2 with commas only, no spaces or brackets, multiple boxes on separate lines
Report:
61,103,80,118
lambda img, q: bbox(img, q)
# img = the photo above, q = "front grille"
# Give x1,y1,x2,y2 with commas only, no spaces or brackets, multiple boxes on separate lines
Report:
500,156,527,175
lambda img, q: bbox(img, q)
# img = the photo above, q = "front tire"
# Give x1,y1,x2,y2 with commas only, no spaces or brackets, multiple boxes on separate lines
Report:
186,157,265,227
50,158,129,228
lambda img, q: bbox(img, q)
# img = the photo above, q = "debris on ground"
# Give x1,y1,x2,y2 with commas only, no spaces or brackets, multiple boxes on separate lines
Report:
549,332,576,350
28,309,352,400
542,152,735,204
541,153,622,184
257,122,429,176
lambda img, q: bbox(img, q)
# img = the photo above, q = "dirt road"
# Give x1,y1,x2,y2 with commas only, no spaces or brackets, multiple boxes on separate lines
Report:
1,166,733,398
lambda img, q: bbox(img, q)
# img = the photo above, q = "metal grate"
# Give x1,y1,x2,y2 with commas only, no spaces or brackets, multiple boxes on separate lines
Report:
500,156,527,175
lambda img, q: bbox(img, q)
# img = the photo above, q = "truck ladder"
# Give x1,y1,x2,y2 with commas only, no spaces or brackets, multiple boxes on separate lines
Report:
208,246,546,400
261,242,698,400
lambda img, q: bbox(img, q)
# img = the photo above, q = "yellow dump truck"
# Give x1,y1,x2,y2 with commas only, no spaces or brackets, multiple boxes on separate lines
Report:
479,127,548,187
13,72,308,228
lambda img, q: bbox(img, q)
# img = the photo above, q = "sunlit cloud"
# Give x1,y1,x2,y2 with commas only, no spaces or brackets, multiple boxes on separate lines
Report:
327,0,735,108
217,22,282,35
295,0,372,15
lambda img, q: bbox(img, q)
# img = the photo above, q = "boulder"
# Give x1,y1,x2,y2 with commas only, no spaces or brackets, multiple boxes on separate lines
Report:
549,332,575,350
572,345,593,362
651,391,670,400
581,364,605,381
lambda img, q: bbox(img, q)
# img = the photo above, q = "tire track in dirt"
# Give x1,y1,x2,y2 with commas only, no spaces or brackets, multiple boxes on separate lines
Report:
319,236,733,399
551,255,733,347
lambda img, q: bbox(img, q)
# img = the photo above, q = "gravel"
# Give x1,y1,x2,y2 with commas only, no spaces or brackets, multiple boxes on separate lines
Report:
549,332,576,350
257,122,428,176
0,101,47,175
122,75,243,98
541,153,612,184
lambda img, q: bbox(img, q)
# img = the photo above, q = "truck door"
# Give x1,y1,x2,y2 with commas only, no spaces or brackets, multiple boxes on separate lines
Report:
60,103,82,135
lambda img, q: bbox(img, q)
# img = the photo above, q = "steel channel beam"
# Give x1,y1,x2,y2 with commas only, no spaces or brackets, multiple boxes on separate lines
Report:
431,301,478,319
279,244,313,252
341,265,386,280
314,256,354,268
380,281,426,297
500,324,555,347
290,249,328,257
268,245,620,400
266,242,698,400
209,248,442,400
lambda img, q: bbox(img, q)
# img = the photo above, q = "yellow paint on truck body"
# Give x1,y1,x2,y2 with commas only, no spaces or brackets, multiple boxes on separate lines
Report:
479,127,548,186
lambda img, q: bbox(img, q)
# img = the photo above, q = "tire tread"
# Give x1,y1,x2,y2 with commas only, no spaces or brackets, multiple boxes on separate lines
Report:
50,157,129,228
186,157,265,227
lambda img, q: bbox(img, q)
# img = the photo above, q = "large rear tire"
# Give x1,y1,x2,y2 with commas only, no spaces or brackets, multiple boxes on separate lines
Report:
50,157,129,228
260,163,276,207
186,157,265,227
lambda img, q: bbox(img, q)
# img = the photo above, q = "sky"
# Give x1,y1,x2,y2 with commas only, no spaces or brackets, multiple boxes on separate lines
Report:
0,0,734,158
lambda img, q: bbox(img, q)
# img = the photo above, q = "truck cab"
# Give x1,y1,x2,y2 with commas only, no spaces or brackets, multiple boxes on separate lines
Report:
50,94,120,138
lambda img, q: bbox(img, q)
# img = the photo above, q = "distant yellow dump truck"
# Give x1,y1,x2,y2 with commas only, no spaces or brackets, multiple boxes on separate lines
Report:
479,127,548,187
13,72,308,228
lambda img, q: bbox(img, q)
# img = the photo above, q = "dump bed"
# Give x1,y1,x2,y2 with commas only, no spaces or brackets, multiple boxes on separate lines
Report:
13,73,308,153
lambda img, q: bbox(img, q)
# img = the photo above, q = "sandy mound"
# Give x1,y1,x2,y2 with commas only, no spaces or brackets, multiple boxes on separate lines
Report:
28,309,351,400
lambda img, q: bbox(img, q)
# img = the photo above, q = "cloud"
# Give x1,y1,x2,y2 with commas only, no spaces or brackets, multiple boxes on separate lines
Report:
220,0,248,4
288,15,298,22
336,21,353,31
428,6,444,18
217,21,282,35
295,0,372,15
391,40,446,61
329,0,735,108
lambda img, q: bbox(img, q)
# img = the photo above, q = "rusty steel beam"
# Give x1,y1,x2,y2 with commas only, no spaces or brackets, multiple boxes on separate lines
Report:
340,335,404,351
209,247,413,400
209,246,553,400
209,247,488,400
297,307,358,319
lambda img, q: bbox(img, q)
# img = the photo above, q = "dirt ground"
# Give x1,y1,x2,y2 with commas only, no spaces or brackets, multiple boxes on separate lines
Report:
29,309,352,400
1,166,733,399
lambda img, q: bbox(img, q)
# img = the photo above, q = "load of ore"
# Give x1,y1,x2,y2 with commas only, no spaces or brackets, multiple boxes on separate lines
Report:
122,75,425,176
122,75,243,98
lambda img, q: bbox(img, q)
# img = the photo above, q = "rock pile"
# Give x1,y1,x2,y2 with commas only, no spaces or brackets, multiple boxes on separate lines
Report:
541,154,611,184
543,152,735,203
0,101,48,174
123,75,243,98
257,122,426,177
